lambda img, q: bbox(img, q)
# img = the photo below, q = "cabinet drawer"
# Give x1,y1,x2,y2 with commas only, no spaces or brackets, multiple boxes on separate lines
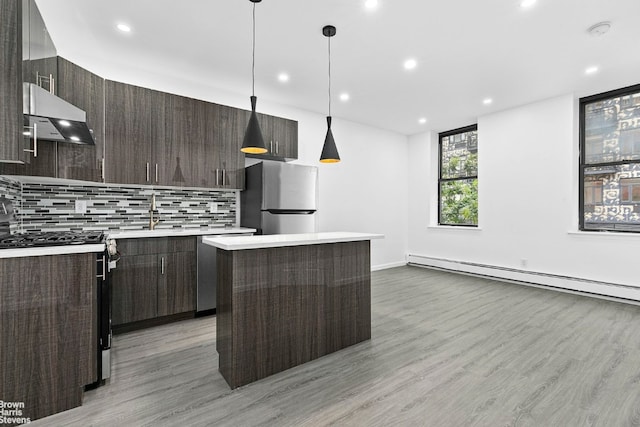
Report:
116,236,196,256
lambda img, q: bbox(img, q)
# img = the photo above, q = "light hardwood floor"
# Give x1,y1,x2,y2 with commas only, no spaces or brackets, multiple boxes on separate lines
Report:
31,266,640,426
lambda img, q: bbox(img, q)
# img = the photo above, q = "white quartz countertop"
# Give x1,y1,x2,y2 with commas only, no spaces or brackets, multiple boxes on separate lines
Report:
106,227,256,239
0,244,106,259
203,232,384,251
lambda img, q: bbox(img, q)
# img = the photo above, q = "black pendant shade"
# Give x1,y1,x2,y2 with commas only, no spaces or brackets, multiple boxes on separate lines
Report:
320,25,340,164
241,0,267,155
320,116,340,163
241,96,267,154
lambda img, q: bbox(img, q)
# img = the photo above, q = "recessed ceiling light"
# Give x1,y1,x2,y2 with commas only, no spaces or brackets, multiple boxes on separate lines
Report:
278,73,289,83
587,21,611,37
58,120,71,127
117,23,131,33
365,0,379,10
483,98,493,105
70,136,80,142
339,93,350,102
585,66,599,75
520,0,536,8
419,118,427,124
404,59,417,70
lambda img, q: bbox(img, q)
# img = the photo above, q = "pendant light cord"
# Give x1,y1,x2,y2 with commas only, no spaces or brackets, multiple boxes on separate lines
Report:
328,35,332,117
252,2,256,97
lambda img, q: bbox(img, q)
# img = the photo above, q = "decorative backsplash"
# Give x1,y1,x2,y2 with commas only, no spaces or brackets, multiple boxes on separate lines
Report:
0,177,238,233
0,176,22,234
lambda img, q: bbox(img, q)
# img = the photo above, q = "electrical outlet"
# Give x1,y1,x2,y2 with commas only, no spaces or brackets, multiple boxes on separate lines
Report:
75,200,87,214
209,202,218,213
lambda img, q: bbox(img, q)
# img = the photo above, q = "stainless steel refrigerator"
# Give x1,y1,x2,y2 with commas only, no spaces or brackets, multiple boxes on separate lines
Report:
241,161,318,234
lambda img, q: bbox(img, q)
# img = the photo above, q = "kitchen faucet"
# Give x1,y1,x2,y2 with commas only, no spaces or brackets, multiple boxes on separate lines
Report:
149,194,160,230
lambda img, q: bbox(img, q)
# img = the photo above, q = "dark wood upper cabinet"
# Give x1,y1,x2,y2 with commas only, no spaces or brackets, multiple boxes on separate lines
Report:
23,0,57,91
0,57,104,180
56,57,104,181
163,93,210,188
104,80,163,185
247,112,298,161
105,82,249,189
210,104,249,189
0,0,25,163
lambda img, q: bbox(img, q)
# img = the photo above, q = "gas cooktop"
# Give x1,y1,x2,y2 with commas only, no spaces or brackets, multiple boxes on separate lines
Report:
0,231,104,249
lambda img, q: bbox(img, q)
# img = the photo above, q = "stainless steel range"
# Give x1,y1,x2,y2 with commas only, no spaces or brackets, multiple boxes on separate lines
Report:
0,230,104,248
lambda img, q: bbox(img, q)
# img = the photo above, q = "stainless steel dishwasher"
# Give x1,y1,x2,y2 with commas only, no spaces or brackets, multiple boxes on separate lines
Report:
196,233,252,314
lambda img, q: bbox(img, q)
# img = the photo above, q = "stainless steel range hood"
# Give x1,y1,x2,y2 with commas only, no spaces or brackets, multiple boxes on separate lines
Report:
23,83,95,145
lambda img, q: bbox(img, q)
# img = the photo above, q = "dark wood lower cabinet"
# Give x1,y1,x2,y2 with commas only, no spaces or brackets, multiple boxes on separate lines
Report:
217,241,371,389
0,253,96,423
158,251,196,317
111,254,158,324
111,237,196,329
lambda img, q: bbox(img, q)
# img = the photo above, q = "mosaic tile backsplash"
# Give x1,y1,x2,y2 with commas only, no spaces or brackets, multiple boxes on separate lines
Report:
0,177,237,233
0,176,22,234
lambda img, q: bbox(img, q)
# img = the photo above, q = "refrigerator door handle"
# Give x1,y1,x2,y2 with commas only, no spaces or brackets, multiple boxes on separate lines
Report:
265,209,316,215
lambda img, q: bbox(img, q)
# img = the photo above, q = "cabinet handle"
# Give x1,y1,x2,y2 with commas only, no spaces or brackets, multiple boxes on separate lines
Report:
101,158,105,180
33,123,38,157
276,141,279,154
155,163,159,183
222,169,226,186
146,162,150,182
24,123,38,157
161,257,165,275
216,169,220,186
50,74,55,95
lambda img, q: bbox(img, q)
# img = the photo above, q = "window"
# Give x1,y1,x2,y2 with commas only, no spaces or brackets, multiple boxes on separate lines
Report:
438,125,478,226
620,178,640,203
580,84,640,232
584,179,603,205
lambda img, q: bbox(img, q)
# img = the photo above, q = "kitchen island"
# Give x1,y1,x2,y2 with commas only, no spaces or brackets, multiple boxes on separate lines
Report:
203,232,383,389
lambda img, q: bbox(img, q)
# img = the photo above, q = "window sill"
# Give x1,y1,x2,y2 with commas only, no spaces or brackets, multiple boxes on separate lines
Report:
567,230,640,239
428,225,482,231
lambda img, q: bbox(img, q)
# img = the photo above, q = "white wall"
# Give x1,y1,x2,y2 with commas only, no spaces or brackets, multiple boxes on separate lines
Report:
408,94,640,289
73,62,409,270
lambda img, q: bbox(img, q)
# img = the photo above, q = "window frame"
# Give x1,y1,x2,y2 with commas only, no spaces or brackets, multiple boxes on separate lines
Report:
438,124,478,227
579,83,640,232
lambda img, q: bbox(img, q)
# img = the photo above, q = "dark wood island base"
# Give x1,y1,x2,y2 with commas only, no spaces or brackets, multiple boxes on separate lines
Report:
214,238,374,389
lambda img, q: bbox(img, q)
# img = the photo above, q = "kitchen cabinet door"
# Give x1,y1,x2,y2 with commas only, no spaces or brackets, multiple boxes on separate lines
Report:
111,254,159,325
0,253,96,420
23,0,57,92
271,116,298,159
210,104,247,189
0,57,104,179
162,93,209,187
0,141,57,176
0,0,25,163
105,80,163,185
111,237,196,328
248,113,299,161
157,251,196,316
56,57,104,182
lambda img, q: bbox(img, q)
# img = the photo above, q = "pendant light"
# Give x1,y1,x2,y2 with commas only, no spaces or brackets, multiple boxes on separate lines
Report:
241,0,268,154
320,25,340,163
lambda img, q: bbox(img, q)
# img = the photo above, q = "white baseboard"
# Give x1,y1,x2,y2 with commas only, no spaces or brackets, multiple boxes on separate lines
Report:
372,261,407,272
406,254,640,304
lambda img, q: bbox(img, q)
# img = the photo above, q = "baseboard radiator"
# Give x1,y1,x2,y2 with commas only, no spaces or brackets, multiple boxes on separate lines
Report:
406,254,640,305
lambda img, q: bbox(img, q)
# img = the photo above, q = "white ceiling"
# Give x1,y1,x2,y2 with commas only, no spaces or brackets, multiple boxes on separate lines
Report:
36,0,640,136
